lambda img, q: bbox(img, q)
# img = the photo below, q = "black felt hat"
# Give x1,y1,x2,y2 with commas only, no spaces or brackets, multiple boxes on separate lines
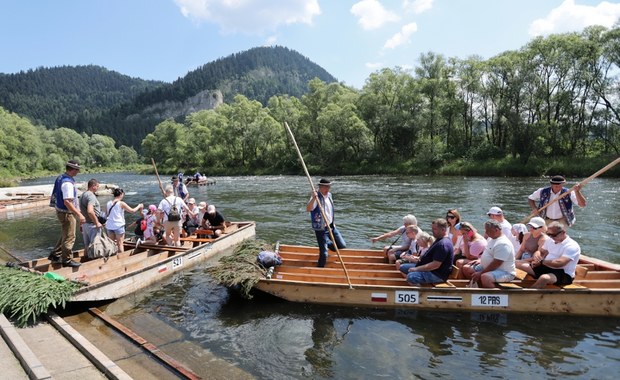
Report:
550,175,566,184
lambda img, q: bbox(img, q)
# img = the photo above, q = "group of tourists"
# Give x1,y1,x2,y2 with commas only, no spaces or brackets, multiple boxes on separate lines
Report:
307,175,586,289
48,160,226,266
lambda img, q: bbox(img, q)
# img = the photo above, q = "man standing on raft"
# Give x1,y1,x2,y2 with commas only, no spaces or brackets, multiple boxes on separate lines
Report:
306,178,347,267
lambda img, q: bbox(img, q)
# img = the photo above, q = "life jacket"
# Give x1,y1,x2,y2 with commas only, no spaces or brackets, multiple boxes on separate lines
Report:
539,186,576,226
49,173,75,211
310,192,334,231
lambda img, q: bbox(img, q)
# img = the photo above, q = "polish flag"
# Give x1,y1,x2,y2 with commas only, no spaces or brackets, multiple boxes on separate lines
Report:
158,265,167,273
371,292,387,302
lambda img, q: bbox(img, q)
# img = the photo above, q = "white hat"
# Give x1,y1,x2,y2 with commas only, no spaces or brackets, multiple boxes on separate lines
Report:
512,223,528,235
487,206,503,216
198,201,207,210
527,217,546,229
207,205,216,214
188,198,196,204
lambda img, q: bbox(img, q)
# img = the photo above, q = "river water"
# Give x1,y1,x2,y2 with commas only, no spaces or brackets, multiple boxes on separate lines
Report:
1,173,619,379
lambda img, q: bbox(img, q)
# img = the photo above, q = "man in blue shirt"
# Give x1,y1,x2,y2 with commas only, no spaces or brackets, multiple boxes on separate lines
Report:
405,218,454,285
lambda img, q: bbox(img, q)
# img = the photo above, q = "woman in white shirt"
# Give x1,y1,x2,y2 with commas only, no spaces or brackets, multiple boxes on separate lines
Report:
105,188,143,252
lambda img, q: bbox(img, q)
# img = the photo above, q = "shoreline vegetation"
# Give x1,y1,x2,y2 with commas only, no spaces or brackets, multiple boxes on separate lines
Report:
2,155,618,189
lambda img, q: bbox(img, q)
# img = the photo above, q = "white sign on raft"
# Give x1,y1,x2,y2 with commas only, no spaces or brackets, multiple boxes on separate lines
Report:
471,294,509,307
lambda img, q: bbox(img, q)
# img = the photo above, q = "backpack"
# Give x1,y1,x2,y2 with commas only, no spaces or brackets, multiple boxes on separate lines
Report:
166,197,181,222
257,250,282,268
87,230,118,260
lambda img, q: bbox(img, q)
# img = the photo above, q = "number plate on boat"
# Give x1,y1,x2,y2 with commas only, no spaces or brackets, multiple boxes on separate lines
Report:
172,257,183,269
395,291,419,304
471,294,508,307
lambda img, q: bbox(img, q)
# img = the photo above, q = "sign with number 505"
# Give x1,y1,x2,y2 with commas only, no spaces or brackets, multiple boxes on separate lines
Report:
395,291,420,304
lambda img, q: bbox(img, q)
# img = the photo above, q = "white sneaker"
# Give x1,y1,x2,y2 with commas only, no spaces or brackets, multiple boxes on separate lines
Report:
135,238,143,249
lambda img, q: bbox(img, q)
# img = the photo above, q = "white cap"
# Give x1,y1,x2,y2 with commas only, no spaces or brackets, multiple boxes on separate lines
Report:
188,198,196,204
207,205,216,214
487,206,503,216
527,216,546,229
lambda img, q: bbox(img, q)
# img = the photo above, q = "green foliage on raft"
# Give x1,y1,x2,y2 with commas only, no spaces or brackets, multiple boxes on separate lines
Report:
0,265,81,327
207,239,274,299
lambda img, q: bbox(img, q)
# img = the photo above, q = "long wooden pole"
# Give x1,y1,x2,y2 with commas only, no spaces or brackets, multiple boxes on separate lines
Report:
522,156,620,223
283,122,353,289
151,158,166,197
0,244,24,263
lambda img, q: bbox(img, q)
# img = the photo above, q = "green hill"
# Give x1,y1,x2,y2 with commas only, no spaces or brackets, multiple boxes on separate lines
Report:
0,46,338,149
0,65,164,128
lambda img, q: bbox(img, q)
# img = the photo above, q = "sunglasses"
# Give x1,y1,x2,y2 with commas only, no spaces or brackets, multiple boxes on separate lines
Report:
547,230,564,238
446,215,456,219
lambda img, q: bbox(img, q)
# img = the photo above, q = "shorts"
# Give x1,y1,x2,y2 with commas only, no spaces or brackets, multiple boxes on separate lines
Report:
533,265,573,286
473,264,515,282
107,226,125,235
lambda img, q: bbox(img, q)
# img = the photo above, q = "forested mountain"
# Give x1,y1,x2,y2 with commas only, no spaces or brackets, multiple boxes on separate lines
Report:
89,46,338,148
136,45,337,107
0,65,164,128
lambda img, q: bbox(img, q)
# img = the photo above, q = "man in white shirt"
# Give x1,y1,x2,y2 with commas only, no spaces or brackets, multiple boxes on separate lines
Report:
528,175,586,227
524,222,581,288
486,206,519,251
463,219,516,288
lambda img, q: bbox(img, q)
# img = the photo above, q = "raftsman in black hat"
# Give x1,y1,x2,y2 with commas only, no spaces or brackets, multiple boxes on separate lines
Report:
318,178,332,186
66,160,80,170
550,175,566,184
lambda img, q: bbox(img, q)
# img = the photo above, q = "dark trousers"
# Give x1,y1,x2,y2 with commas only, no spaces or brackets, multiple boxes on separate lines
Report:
314,225,346,267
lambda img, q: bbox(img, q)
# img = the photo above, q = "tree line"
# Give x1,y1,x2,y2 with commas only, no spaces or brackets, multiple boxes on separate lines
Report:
144,26,620,176
0,107,139,181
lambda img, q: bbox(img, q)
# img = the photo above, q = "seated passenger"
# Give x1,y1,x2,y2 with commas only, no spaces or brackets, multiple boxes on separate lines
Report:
415,231,434,256
521,222,580,288
370,214,417,264
454,222,487,270
512,223,528,247
183,198,201,236
462,219,516,288
202,205,226,237
394,225,420,272
446,209,462,246
404,218,454,286
515,217,548,271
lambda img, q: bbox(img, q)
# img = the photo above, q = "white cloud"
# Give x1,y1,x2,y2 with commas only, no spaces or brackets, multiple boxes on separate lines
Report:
402,0,434,14
383,22,418,49
366,62,383,69
264,35,278,46
174,0,321,34
351,0,400,30
529,0,620,36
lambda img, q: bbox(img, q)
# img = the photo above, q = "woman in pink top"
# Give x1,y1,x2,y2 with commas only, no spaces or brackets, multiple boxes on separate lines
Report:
454,222,487,271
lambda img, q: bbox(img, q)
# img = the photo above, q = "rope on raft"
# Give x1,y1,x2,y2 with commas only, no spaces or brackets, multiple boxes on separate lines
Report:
206,239,274,299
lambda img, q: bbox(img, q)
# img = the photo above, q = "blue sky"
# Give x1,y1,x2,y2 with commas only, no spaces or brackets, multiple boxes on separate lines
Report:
1,0,619,89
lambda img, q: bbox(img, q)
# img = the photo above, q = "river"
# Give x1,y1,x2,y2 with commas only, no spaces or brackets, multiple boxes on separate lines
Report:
1,173,619,379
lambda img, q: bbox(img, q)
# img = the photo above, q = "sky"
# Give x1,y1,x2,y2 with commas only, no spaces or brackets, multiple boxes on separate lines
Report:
1,0,620,89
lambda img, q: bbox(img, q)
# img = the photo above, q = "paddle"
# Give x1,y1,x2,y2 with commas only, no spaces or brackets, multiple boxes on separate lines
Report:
151,158,166,197
283,121,354,289
522,156,620,223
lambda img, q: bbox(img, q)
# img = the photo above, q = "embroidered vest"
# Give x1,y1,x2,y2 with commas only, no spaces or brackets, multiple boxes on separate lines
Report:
310,192,334,231
50,173,75,211
539,187,576,226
